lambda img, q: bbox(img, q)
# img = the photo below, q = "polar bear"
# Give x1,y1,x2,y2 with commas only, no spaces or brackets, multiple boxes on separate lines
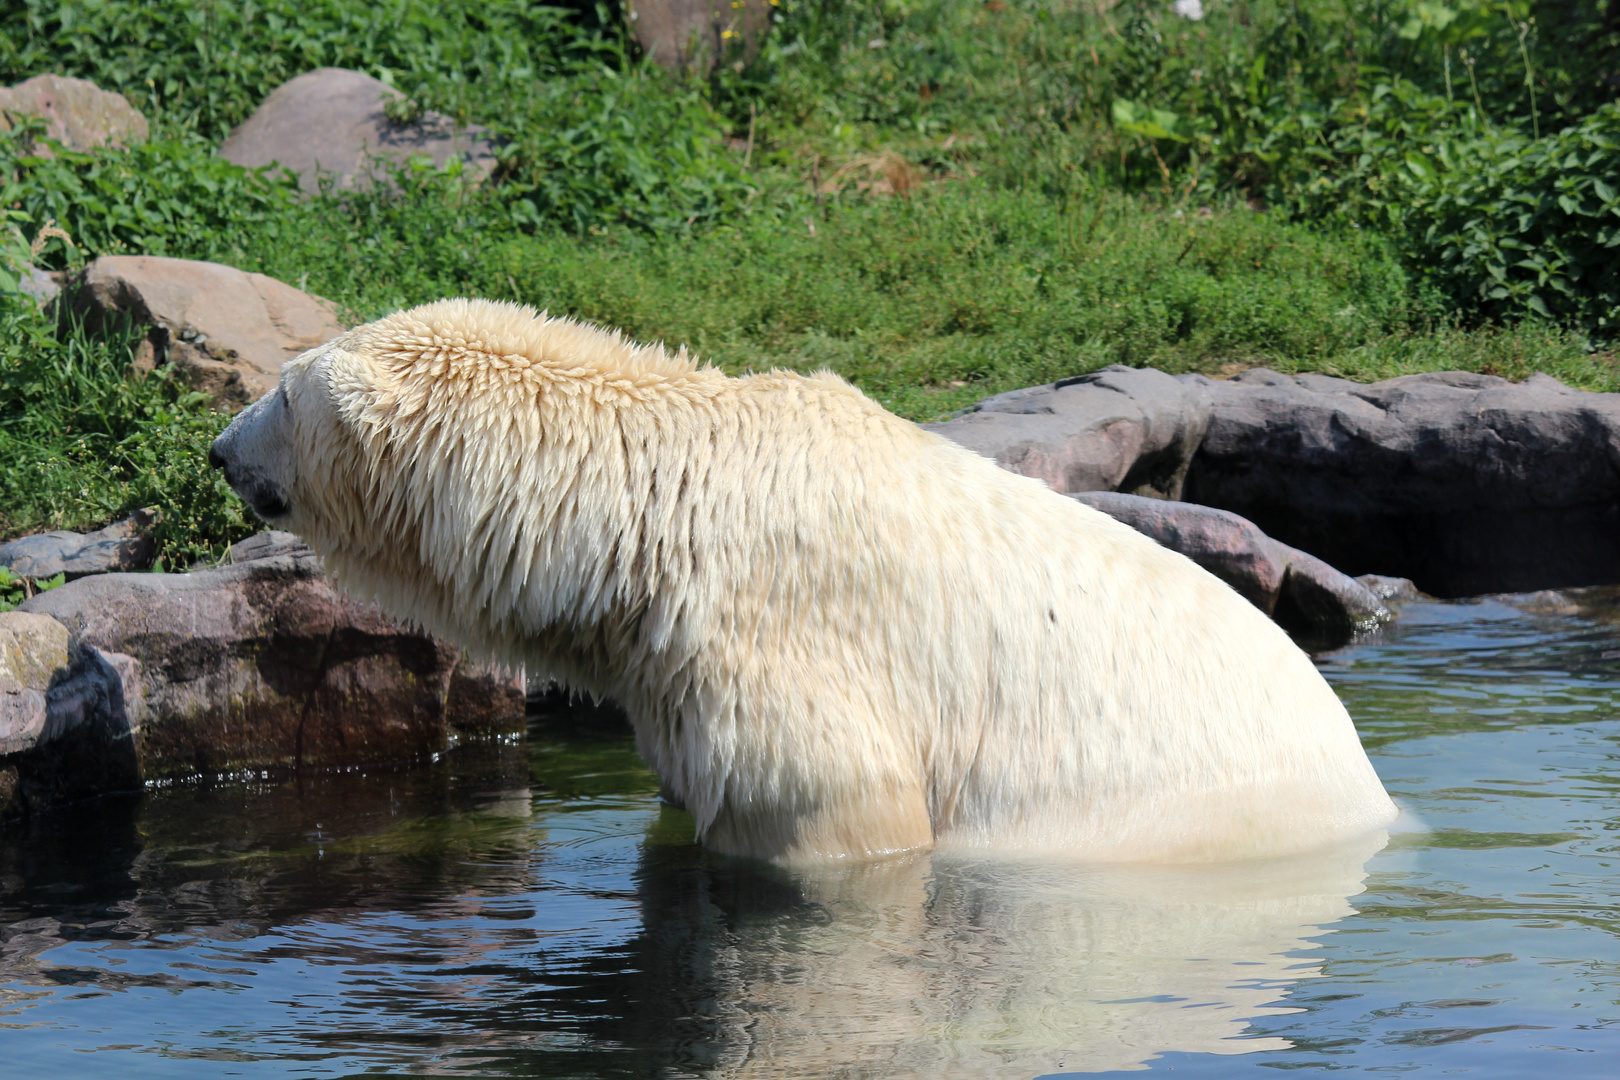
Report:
209,298,1396,864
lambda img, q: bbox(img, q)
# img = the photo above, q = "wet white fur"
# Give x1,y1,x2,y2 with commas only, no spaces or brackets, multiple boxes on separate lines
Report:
220,298,1397,863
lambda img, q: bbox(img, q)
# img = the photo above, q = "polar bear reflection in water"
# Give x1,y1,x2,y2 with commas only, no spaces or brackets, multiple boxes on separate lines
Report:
609,823,1384,1078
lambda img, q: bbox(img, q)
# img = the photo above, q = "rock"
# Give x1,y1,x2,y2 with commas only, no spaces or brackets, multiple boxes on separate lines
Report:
627,0,775,74
69,255,346,409
219,68,496,194
1182,369,1620,597
1070,492,1390,642
1356,574,1422,602
18,265,61,308
1069,492,1285,610
229,529,309,564
924,366,1210,499
1494,589,1583,616
935,367,1620,598
17,551,524,780
0,509,159,580
0,610,139,818
0,74,148,151
0,611,71,696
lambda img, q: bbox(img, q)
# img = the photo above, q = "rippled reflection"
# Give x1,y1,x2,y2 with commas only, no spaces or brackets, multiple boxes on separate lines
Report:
622,836,1385,1078
5,591,1620,1076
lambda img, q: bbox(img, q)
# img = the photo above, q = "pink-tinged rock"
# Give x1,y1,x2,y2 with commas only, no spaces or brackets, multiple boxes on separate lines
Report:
17,542,524,780
71,255,346,409
0,73,148,151
1071,491,1389,643
220,68,496,194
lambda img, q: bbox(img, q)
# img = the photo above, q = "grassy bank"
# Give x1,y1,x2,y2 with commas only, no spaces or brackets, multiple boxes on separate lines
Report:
0,0,1615,560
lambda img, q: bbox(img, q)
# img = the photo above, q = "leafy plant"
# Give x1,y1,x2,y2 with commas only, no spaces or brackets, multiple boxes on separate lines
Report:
0,567,65,614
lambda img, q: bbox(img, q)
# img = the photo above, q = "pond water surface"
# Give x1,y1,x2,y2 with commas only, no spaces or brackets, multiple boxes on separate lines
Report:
4,592,1620,1078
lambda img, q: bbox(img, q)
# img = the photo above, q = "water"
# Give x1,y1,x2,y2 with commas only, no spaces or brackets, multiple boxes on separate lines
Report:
4,592,1620,1078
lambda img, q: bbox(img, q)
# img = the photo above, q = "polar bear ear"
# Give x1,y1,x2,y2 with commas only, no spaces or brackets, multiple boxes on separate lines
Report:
311,334,416,444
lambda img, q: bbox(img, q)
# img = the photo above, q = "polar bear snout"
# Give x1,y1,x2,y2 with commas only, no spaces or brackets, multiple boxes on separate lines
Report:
210,388,297,522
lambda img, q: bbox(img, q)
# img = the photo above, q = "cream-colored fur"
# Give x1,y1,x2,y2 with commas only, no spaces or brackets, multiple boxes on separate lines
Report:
211,298,1396,863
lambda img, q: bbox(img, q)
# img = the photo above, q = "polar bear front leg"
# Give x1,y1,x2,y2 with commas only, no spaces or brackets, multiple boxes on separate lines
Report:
701,779,935,864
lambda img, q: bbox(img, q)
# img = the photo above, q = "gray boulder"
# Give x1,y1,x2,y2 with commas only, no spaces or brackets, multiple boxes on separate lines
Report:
931,366,1620,599
1356,574,1422,602
18,265,61,308
924,366,1210,499
1070,492,1389,642
17,546,523,781
0,508,158,580
1183,369,1620,597
220,68,496,193
69,255,346,409
228,528,309,563
0,73,148,151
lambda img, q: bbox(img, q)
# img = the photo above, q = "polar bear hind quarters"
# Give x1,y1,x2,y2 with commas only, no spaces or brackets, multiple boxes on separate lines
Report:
210,298,1397,864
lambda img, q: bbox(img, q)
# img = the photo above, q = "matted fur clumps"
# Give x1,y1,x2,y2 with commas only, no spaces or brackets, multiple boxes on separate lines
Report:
212,297,1397,864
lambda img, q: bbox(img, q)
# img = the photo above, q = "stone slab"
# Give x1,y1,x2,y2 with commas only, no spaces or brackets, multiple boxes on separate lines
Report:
0,509,158,580
1182,369,1620,597
1071,492,1389,643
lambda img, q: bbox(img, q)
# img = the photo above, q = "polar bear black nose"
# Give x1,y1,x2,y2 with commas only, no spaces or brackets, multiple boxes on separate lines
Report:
208,444,225,471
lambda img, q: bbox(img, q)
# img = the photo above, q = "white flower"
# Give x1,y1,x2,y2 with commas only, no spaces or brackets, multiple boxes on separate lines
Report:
1174,0,1204,19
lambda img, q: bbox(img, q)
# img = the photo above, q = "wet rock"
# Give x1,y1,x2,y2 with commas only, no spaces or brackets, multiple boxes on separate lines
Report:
1183,369,1620,597
0,611,140,819
1071,492,1390,642
628,0,774,73
924,366,1210,499
17,551,523,780
69,255,346,409
0,73,148,151
1356,575,1422,602
0,509,159,580
220,68,496,194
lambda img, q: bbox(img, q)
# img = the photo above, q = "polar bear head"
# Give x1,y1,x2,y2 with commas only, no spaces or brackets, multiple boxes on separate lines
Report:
208,297,708,660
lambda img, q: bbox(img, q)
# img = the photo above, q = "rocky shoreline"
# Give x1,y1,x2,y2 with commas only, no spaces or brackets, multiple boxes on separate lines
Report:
4,66,1614,822
6,358,1617,826
928,364,1620,600
0,530,523,824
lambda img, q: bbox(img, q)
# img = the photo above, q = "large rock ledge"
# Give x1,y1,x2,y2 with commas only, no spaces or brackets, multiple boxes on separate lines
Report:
927,367,1620,600
0,536,522,823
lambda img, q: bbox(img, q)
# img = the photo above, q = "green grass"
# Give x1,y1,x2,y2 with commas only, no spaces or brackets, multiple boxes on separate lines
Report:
0,0,1616,559
205,175,1598,420
0,295,249,562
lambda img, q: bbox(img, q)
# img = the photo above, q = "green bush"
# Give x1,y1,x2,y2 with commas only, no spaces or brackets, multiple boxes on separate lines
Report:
0,285,250,562
0,125,301,269
0,0,754,234
1412,105,1620,335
